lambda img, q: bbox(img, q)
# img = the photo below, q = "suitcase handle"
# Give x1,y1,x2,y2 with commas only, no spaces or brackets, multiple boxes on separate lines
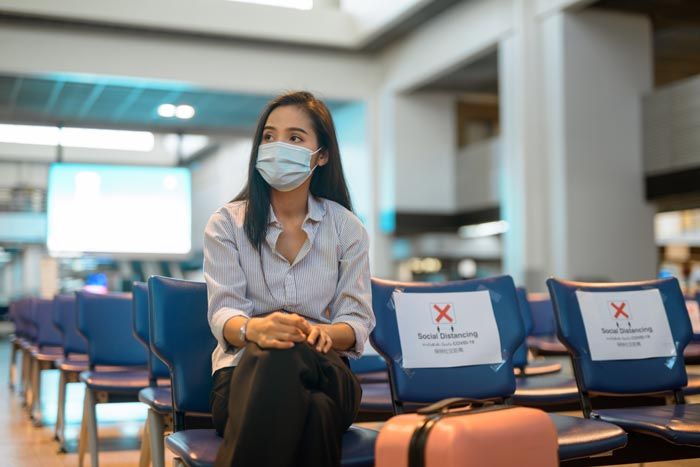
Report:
417,397,489,415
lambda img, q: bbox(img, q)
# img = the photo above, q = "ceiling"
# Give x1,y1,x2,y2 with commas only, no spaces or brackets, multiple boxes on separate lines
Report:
417,50,498,94
0,73,350,134
593,0,700,86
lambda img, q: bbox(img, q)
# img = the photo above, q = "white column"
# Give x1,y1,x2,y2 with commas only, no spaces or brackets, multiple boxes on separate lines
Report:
500,5,656,290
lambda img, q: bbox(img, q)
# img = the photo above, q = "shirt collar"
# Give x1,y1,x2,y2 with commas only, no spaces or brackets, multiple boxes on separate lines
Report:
267,193,326,225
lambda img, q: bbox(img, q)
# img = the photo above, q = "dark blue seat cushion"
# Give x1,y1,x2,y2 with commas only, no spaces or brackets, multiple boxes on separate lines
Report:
139,386,173,413
166,425,378,467
514,359,562,377
551,414,627,460
513,375,580,406
357,371,388,384
79,369,149,393
527,336,567,354
594,405,700,445
31,346,64,362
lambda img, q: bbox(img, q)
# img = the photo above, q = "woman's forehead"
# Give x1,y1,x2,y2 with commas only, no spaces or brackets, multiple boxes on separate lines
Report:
265,105,313,130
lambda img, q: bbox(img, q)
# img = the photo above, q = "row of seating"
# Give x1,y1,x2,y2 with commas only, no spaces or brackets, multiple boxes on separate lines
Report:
7,274,700,465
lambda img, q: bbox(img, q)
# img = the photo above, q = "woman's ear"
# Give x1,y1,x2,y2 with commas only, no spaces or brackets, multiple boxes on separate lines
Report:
316,149,329,167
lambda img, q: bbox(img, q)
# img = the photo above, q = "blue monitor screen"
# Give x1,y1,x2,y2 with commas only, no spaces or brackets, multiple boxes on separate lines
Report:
47,163,191,256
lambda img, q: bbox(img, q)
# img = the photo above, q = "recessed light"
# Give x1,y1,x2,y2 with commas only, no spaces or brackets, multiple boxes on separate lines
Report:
158,103,176,118
175,105,196,119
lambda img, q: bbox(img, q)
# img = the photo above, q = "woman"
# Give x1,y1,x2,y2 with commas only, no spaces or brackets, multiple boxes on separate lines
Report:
204,91,375,467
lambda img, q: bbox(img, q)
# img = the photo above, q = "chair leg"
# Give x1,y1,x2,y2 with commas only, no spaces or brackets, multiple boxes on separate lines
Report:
9,341,18,390
20,350,30,405
31,360,42,426
25,356,35,412
148,409,166,467
78,389,89,467
139,417,151,467
86,388,99,467
55,370,67,448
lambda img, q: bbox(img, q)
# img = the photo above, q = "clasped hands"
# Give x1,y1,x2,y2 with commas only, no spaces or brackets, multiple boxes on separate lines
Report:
246,311,333,353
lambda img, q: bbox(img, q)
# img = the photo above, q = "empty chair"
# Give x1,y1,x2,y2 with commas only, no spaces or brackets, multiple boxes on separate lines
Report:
148,275,378,467
17,298,38,404
28,297,64,424
8,298,30,391
132,282,172,467
549,277,700,463
514,287,562,376
527,294,568,355
76,291,149,467
370,276,627,462
52,293,89,451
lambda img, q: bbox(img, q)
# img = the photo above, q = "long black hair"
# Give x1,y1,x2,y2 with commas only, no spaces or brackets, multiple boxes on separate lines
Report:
233,91,353,250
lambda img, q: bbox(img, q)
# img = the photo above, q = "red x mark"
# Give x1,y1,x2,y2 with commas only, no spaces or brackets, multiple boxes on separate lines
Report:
611,302,629,319
433,304,453,323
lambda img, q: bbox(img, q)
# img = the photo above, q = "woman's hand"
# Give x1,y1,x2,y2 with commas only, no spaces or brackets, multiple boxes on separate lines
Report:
246,312,311,349
306,325,333,353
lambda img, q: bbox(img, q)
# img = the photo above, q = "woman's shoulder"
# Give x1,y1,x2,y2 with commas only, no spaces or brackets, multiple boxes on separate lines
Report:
321,198,368,238
207,200,247,233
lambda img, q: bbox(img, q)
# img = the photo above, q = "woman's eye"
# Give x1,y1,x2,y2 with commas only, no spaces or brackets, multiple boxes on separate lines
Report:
290,135,302,143
263,134,273,142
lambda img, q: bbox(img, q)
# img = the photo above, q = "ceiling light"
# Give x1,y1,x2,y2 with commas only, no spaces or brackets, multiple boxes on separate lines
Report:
458,220,509,239
175,105,196,119
0,124,154,152
158,103,177,118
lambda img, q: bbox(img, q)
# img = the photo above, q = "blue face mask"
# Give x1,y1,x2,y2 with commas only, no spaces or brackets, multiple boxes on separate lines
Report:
255,142,322,192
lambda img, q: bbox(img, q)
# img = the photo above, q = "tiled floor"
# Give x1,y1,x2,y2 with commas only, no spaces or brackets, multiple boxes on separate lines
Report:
1,322,700,466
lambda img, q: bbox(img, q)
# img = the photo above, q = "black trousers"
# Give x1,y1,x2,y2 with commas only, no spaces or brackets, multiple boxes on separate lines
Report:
210,342,362,467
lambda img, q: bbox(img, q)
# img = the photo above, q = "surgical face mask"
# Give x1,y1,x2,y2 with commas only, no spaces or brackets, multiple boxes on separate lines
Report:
255,141,322,192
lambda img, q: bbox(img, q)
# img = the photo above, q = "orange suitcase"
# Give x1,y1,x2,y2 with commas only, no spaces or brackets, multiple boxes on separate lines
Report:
375,398,558,467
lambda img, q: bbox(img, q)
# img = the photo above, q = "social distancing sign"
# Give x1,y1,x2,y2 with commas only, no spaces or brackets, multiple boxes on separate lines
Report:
576,289,677,361
393,290,503,369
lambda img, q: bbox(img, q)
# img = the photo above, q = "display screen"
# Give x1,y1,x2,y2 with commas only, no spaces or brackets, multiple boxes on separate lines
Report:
47,163,191,256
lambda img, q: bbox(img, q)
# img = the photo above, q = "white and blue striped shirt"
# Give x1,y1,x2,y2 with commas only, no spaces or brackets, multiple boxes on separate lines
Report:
204,194,375,373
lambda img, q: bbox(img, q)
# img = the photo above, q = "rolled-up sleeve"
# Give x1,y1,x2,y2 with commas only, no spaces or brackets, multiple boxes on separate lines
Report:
330,216,375,359
203,210,253,352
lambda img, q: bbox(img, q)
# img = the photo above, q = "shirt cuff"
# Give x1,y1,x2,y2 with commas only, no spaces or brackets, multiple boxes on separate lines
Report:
333,318,368,359
210,307,249,352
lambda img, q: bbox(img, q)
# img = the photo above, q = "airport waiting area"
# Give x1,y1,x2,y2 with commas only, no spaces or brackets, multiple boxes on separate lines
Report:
3,0,700,466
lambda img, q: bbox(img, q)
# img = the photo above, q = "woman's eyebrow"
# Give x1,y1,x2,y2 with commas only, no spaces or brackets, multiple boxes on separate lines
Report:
287,127,309,135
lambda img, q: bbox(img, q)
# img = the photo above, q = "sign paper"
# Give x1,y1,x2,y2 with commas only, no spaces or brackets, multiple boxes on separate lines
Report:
394,290,503,369
576,289,676,361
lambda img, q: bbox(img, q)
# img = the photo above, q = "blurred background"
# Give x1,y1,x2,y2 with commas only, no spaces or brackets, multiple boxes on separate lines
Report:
1,0,700,312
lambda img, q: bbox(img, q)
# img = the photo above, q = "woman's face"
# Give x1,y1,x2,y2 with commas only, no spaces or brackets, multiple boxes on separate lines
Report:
262,105,328,168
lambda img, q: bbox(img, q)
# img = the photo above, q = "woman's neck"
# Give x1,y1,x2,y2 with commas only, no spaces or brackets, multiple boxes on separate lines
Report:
270,185,309,222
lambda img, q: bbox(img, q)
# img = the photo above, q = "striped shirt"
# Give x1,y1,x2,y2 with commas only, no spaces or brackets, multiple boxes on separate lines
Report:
204,194,375,374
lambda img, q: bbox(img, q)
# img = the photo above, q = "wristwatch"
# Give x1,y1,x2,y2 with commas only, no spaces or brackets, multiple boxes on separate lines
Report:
239,319,249,344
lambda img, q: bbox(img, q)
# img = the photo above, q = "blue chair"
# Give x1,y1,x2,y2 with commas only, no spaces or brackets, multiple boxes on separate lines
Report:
28,297,64,424
527,294,569,355
514,287,562,376
17,298,38,405
8,297,30,392
76,291,149,467
351,353,388,384
52,293,90,451
148,275,378,467
132,282,172,467
548,277,700,462
370,276,627,462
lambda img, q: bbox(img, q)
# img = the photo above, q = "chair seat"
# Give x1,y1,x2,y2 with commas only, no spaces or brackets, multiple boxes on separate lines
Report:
550,414,627,460
513,375,580,406
57,356,90,373
139,386,173,413
356,371,388,384
684,342,700,364
594,405,700,446
359,383,427,413
79,369,149,393
514,359,562,377
165,426,378,467
31,346,64,362
683,374,700,396
527,336,568,355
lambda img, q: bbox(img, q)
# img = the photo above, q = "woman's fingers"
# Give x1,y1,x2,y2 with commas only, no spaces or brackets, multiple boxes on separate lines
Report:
306,326,320,345
259,338,295,349
275,313,311,334
323,334,333,353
